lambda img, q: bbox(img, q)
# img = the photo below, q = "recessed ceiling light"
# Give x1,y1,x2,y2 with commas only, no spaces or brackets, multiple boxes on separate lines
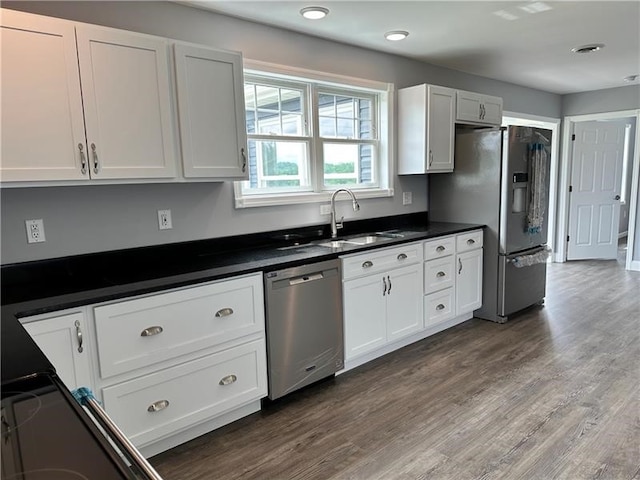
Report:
624,74,639,83
385,31,409,41
571,43,605,54
300,6,329,20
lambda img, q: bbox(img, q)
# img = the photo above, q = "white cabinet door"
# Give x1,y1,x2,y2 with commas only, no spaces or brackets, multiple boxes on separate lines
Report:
386,264,424,341
343,274,387,360
481,96,503,125
426,85,455,172
456,90,483,124
398,84,455,174
21,311,93,391
0,10,88,182
456,248,483,314
174,44,248,179
76,25,177,179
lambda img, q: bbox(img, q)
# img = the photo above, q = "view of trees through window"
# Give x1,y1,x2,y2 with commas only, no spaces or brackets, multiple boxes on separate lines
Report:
241,75,379,194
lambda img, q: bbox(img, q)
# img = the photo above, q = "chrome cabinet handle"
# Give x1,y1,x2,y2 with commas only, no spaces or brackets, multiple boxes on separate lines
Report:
91,143,99,174
147,400,170,413
219,374,237,386
241,147,247,172
141,326,164,337
397,253,407,261
458,258,463,274
436,304,445,311
436,245,445,253
467,239,475,245
78,143,87,175
382,276,387,296
429,149,433,167
74,319,83,353
387,275,392,294
215,307,234,318
615,194,621,200
437,271,446,278
362,260,373,269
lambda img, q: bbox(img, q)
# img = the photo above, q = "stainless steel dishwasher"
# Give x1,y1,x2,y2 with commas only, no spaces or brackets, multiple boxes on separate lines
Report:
264,259,344,400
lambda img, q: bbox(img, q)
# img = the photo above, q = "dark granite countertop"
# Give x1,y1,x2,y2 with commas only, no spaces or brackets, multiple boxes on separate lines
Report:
1,213,483,383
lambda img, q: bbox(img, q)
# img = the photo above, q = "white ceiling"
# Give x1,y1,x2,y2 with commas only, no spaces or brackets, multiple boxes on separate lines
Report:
182,1,640,95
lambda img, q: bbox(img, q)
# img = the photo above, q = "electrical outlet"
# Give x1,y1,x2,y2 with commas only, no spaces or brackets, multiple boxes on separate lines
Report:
25,219,46,243
402,191,413,205
158,210,172,230
320,204,332,215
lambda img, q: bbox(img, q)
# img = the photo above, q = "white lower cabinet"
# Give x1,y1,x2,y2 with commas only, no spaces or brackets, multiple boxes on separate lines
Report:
90,272,267,455
342,243,424,362
20,309,93,391
342,231,483,370
102,339,266,447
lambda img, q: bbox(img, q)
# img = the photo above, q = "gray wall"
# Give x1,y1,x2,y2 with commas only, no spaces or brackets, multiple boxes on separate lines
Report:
562,85,640,116
2,1,563,264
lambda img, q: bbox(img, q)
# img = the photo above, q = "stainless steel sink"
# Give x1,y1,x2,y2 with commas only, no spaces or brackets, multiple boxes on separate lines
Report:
316,232,401,248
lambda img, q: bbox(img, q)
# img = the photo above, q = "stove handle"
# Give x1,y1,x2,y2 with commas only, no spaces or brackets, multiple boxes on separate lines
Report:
72,388,164,480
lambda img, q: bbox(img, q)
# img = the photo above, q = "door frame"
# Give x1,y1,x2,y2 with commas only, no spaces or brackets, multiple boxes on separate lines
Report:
558,109,640,270
502,111,561,258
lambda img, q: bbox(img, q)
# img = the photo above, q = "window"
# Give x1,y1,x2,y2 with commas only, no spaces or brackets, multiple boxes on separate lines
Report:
235,63,392,207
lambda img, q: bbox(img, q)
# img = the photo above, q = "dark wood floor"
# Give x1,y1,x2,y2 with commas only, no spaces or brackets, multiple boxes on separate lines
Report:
151,258,640,480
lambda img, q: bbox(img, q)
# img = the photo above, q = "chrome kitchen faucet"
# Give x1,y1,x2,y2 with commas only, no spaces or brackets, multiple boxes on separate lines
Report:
330,188,360,238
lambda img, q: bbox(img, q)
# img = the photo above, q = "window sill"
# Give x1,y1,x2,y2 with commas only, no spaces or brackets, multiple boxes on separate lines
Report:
234,187,394,208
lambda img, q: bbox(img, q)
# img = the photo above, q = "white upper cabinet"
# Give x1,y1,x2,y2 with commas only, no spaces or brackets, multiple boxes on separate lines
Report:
398,84,455,174
76,25,177,179
1,9,178,183
455,90,503,126
0,10,87,181
174,43,248,179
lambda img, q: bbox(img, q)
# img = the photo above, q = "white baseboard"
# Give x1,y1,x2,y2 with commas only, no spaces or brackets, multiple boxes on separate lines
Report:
629,260,640,272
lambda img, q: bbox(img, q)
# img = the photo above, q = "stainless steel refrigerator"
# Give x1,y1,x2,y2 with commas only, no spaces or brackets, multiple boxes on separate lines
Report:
430,126,552,323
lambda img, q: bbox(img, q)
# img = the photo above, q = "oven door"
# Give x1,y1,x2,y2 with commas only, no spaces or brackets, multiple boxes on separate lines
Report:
498,246,548,318
1,374,159,480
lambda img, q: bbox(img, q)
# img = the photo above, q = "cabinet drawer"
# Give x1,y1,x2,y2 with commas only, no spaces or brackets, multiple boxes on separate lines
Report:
102,339,267,447
423,235,455,260
456,230,483,253
424,256,455,294
342,242,422,280
424,288,455,326
93,273,264,379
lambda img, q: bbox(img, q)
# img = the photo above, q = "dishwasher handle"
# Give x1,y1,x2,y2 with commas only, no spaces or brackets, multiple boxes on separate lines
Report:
288,272,324,286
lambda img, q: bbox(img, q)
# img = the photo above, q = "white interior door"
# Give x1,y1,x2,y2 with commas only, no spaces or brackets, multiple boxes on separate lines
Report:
567,120,626,260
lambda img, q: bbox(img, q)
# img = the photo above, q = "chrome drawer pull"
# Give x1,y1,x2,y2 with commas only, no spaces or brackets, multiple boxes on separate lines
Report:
219,374,237,386
74,319,84,353
362,260,374,269
147,400,170,413
215,307,234,318
458,258,463,274
436,304,445,311
436,271,446,278
141,326,163,337
436,246,446,252
387,275,392,294
397,253,408,261
467,239,476,245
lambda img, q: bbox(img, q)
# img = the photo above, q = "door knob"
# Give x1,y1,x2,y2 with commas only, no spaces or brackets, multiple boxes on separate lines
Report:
615,195,621,200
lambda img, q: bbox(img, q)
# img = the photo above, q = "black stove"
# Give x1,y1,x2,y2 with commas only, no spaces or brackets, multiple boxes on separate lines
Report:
1,373,143,479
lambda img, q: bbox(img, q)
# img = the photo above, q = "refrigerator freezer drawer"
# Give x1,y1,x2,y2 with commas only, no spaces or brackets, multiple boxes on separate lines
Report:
498,248,547,318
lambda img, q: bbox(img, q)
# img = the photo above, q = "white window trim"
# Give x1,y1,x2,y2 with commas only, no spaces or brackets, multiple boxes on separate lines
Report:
235,60,394,208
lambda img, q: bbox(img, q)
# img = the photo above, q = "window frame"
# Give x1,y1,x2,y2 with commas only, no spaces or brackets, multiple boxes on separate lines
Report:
235,60,394,208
